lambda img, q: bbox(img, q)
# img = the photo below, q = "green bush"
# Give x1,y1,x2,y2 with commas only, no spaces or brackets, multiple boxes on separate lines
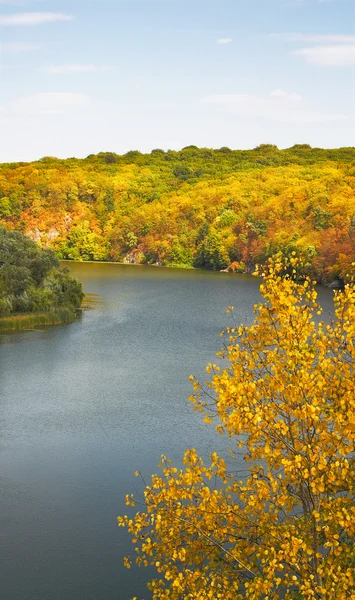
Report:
0,227,83,320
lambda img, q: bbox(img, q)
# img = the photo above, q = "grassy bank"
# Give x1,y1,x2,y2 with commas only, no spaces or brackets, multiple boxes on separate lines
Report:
0,308,80,331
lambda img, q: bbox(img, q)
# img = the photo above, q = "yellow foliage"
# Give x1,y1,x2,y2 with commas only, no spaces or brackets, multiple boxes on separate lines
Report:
118,255,355,599
1,151,355,279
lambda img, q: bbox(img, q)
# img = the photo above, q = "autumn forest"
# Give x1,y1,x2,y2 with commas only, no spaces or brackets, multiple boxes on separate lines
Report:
1,144,355,282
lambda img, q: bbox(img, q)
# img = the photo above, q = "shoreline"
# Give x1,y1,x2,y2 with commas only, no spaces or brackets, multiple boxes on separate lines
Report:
61,258,245,275
0,308,80,332
61,258,337,287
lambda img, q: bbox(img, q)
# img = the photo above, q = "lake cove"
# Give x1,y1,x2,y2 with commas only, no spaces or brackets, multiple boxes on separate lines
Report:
0,262,334,600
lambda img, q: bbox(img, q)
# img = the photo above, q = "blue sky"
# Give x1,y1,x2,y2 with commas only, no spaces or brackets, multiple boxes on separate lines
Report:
0,0,354,161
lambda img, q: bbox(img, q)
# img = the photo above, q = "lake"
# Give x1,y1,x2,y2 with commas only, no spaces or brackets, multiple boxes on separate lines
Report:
0,263,335,600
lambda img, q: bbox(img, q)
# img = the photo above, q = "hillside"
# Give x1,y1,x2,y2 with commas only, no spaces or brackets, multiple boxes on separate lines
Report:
1,145,354,282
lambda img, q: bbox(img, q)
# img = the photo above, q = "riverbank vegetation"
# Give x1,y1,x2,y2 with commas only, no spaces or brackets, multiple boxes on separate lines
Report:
119,255,355,599
1,145,354,282
0,227,83,330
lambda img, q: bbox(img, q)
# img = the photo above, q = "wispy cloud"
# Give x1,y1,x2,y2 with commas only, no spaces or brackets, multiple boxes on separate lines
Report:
274,33,355,44
216,38,232,45
272,31,355,67
0,12,73,26
1,92,90,117
42,64,113,74
293,45,355,66
203,89,346,123
1,42,41,51
270,89,303,101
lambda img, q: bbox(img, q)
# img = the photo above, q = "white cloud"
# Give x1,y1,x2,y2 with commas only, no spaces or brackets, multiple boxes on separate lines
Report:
1,42,41,51
270,89,303,101
273,32,355,66
42,64,113,74
203,90,346,123
274,33,355,43
0,12,73,26
293,45,355,66
1,92,90,116
216,38,232,45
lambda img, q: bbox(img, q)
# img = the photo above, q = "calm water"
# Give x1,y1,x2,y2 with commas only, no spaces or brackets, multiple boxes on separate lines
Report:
0,263,334,600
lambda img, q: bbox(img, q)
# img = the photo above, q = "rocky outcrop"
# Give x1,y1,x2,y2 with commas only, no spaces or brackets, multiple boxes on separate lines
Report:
27,228,42,242
124,249,144,264
327,278,345,290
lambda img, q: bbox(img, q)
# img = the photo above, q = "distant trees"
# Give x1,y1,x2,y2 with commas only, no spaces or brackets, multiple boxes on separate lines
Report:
173,166,193,181
96,152,119,164
195,230,229,270
59,221,109,261
0,146,354,281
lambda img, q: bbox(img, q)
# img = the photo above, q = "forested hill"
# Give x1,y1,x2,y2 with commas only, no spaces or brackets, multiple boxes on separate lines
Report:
1,144,354,282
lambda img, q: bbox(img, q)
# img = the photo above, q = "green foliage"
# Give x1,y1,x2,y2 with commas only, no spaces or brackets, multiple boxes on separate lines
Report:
165,238,193,267
195,230,229,270
173,166,194,181
312,206,332,230
216,209,237,228
0,196,12,217
60,221,109,261
0,227,83,321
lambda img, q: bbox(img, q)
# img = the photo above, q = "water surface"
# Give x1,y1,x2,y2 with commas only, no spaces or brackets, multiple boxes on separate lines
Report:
0,263,334,600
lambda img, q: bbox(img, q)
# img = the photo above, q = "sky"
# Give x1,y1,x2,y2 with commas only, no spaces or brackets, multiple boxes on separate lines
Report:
0,0,354,161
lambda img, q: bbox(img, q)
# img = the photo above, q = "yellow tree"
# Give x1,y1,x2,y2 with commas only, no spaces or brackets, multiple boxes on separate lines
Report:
118,255,355,600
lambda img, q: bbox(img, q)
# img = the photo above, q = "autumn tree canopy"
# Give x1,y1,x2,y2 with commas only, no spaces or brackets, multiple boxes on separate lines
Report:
118,256,355,599
1,146,355,282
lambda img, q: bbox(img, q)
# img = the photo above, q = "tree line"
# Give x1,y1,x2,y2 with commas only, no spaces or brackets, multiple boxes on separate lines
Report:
0,144,354,282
